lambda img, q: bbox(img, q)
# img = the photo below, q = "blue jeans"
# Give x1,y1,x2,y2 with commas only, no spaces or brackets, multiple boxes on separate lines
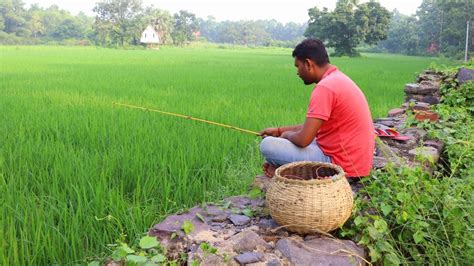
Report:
259,137,332,166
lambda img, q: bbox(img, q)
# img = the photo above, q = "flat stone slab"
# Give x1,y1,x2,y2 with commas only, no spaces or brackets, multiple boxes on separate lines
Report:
234,252,264,264
229,214,251,226
388,108,405,117
275,237,366,266
405,94,440,105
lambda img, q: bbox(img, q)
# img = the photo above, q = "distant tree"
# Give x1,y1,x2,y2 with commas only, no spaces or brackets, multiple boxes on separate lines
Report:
172,10,198,45
29,12,44,38
93,0,143,46
305,0,390,56
0,0,29,36
378,10,420,55
417,0,473,58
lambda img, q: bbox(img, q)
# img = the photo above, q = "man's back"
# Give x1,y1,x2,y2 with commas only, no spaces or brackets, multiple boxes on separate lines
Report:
307,66,375,177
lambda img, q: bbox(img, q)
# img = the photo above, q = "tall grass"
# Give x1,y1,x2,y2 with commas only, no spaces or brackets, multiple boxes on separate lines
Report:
0,46,451,264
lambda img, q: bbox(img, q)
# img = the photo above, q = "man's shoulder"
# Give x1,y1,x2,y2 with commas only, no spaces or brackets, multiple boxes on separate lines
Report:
319,69,356,90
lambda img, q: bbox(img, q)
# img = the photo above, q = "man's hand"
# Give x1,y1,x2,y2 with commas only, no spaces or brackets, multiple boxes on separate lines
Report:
279,130,294,139
259,127,280,138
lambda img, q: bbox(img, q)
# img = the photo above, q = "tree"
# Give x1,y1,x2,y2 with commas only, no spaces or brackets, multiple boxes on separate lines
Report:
93,0,143,46
305,0,390,56
0,0,28,36
377,10,420,55
142,7,173,44
172,10,198,45
29,12,44,38
417,0,473,58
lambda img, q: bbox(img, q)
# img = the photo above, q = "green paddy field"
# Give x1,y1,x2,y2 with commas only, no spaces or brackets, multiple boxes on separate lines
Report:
0,45,452,263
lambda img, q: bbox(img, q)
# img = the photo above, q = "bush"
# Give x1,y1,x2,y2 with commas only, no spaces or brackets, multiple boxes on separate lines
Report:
339,67,474,264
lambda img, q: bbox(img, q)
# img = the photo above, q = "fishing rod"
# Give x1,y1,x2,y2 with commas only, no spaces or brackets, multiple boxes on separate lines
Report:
113,102,260,136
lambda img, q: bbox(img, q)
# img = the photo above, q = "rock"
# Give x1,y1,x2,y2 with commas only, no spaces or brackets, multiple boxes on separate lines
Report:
457,67,474,84
409,146,440,163
425,139,444,151
275,237,367,266
266,259,282,266
205,205,230,217
191,230,222,244
372,156,388,169
405,94,440,105
188,251,231,266
404,81,440,95
414,110,440,122
402,101,431,111
373,118,402,128
417,72,442,82
258,218,279,230
225,196,265,210
413,102,431,111
350,182,365,195
252,174,273,192
149,206,209,238
228,229,270,253
229,214,251,226
212,214,229,223
404,83,419,94
388,108,405,117
234,252,264,265
149,206,210,259
401,127,427,143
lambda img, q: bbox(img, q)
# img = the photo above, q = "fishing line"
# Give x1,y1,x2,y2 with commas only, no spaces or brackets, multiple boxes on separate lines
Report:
113,102,260,136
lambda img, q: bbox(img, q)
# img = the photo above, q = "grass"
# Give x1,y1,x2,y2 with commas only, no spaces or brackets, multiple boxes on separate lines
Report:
0,45,452,264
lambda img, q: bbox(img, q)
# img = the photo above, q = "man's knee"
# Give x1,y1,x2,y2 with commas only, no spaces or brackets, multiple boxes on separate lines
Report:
259,137,277,158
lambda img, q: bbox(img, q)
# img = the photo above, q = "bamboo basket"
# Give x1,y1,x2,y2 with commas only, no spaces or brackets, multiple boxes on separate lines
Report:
266,161,353,234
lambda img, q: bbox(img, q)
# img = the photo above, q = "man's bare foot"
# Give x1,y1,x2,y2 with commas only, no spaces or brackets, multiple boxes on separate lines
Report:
262,162,278,178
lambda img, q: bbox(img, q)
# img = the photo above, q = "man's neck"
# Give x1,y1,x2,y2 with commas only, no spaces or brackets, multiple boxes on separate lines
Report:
316,64,333,82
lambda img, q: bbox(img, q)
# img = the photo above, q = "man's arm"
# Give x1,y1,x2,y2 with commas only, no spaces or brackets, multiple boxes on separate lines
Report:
259,124,303,137
280,118,324,147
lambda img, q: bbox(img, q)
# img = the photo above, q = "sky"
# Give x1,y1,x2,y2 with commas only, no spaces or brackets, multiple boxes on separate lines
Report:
23,0,423,23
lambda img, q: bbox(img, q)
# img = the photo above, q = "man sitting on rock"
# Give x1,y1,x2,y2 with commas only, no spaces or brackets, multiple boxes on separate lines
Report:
259,39,375,180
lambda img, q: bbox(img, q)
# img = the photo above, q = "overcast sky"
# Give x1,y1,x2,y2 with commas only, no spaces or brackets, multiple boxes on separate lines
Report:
23,0,423,23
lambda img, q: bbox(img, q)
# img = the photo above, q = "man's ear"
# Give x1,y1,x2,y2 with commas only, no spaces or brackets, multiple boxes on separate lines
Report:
304,58,315,70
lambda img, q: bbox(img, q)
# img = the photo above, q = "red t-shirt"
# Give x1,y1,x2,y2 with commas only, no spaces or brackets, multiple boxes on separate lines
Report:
307,66,375,177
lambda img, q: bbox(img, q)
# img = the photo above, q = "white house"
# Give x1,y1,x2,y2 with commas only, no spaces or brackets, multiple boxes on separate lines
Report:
140,25,160,47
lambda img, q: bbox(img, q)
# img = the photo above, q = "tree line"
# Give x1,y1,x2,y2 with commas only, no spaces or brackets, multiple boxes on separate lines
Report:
0,0,305,47
376,0,472,59
1,0,472,58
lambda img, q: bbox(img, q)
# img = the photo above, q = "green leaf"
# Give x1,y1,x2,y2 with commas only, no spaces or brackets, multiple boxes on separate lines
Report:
401,211,409,221
127,254,148,264
222,201,231,209
384,252,401,265
242,208,253,217
354,216,364,226
139,236,160,249
87,261,101,266
182,220,194,235
121,243,135,254
151,254,167,263
413,230,425,244
368,226,380,240
196,212,206,223
249,187,263,199
380,203,393,216
368,246,382,262
374,219,388,233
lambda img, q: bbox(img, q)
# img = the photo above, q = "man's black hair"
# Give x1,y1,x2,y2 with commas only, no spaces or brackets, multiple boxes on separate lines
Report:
292,39,330,67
